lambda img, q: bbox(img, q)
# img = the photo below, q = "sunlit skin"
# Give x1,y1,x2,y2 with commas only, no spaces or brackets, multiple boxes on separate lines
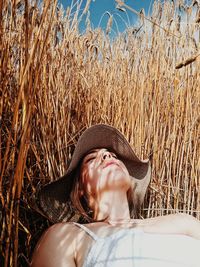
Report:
31,148,200,267
80,148,132,221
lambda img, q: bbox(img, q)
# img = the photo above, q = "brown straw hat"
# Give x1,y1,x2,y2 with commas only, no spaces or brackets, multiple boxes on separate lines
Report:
37,124,151,223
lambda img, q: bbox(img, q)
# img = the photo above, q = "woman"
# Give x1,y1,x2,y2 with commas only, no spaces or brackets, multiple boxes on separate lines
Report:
31,124,200,267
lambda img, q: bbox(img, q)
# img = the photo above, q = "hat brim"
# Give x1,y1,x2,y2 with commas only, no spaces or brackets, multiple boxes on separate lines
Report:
38,124,151,222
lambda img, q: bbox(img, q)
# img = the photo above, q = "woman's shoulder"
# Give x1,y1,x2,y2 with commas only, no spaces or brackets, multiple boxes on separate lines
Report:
31,222,78,267
37,222,79,241
46,221,78,234
139,213,200,239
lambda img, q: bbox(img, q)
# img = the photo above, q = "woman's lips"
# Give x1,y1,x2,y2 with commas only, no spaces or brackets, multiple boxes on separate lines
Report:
103,161,119,168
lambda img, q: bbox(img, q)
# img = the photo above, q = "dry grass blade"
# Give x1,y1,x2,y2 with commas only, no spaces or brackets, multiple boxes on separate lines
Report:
106,12,113,35
175,52,200,69
115,0,181,38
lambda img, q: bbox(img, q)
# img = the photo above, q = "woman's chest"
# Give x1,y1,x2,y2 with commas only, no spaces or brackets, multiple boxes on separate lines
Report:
75,229,200,267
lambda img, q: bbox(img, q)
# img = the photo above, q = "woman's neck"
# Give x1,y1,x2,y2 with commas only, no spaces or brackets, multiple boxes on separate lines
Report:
92,190,131,222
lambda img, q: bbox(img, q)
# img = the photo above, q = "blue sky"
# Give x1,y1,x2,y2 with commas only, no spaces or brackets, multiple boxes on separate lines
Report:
59,0,153,34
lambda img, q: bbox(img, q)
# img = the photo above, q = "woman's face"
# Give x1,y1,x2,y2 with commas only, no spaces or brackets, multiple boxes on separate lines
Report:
80,148,131,197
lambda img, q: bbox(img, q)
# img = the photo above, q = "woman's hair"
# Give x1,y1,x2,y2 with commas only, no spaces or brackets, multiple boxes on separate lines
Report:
70,160,140,223
127,187,140,218
70,163,94,223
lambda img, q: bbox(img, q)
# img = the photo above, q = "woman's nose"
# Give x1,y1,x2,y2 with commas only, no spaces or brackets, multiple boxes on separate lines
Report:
102,151,112,160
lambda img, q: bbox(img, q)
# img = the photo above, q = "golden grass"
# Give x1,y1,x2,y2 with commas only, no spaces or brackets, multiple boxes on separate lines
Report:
0,0,199,266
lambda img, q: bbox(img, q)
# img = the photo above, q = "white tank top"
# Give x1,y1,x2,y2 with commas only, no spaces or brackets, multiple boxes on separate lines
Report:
73,223,200,267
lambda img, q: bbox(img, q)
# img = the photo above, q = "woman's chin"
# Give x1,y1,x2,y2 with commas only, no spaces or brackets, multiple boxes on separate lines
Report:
107,174,131,190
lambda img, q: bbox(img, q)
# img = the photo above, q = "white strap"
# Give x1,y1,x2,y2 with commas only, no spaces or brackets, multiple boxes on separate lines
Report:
73,222,98,241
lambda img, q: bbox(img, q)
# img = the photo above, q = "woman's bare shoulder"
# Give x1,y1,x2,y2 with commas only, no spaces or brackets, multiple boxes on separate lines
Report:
31,222,78,267
45,222,78,235
36,222,79,245
140,213,200,239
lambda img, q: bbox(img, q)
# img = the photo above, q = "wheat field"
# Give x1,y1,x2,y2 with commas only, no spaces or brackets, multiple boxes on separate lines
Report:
0,0,200,266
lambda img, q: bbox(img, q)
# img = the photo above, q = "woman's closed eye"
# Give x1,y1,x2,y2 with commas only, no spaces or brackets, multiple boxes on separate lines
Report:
111,153,117,159
85,156,95,163
84,152,97,163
